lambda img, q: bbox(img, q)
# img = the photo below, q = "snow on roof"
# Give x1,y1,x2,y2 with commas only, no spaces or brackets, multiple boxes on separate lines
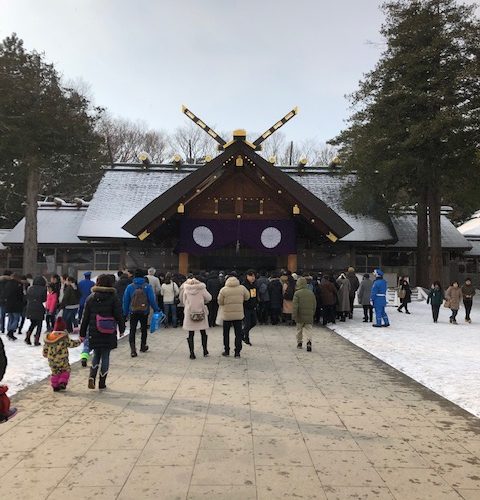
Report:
291,173,395,242
3,207,87,245
457,212,480,239
77,166,191,240
464,239,480,257
0,229,11,250
390,214,472,249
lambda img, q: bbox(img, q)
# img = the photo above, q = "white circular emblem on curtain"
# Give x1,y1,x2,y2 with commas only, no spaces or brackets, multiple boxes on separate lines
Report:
193,226,214,247
261,227,282,248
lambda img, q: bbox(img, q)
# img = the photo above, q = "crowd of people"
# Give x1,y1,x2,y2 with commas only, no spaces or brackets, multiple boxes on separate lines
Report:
0,265,476,423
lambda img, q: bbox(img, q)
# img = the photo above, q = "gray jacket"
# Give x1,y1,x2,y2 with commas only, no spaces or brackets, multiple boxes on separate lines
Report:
357,278,373,306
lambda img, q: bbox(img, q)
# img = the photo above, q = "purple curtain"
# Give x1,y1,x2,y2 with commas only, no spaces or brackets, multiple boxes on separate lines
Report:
178,219,296,255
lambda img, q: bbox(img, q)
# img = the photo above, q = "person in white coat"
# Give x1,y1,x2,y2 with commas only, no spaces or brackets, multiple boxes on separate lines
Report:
180,276,212,359
161,273,179,327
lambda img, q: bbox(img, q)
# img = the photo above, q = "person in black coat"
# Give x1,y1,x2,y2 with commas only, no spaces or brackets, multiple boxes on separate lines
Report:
206,271,221,327
80,274,125,390
397,278,412,314
25,276,47,345
114,270,133,301
4,274,25,341
0,270,12,334
267,273,283,325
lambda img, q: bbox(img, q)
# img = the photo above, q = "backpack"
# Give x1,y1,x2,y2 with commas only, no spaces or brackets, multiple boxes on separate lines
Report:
284,282,295,301
131,284,148,312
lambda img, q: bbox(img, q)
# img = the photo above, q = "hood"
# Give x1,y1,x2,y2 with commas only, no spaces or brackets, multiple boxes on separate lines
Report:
92,286,116,294
296,277,308,290
133,277,147,286
184,279,206,295
33,276,46,286
225,277,240,287
45,331,68,344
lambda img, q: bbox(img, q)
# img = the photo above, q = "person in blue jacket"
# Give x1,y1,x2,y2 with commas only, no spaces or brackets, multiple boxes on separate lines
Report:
371,269,390,328
78,272,95,319
123,269,159,357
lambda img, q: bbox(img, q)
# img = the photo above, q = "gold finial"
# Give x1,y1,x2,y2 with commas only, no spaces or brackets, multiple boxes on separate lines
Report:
235,155,244,167
293,204,300,215
268,156,276,164
177,203,185,214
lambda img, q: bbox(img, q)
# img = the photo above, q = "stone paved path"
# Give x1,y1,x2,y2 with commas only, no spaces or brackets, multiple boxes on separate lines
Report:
1,325,480,499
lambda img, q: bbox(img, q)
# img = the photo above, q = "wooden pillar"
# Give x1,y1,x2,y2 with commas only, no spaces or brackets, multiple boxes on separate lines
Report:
178,252,189,275
287,254,297,273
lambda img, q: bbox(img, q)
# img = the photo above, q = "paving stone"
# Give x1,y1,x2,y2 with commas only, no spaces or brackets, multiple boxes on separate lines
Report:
187,484,257,499
1,466,70,499
323,485,395,499
48,486,122,500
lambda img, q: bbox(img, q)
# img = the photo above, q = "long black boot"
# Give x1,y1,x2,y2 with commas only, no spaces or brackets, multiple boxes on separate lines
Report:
99,373,107,390
7,331,17,341
187,334,196,359
201,331,209,357
25,329,33,345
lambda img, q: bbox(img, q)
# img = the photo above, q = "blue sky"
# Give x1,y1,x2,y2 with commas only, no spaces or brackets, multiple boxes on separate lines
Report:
1,0,478,143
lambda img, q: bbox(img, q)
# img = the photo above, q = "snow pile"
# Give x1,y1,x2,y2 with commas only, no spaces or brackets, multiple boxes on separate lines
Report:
331,301,480,417
1,329,83,396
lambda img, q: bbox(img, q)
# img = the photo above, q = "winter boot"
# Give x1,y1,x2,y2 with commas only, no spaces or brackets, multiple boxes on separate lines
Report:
81,359,87,367
222,350,230,357
34,333,41,346
7,331,17,341
24,331,32,345
201,332,209,357
140,345,149,353
187,337,196,359
234,351,241,358
88,366,98,389
0,407,17,423
98,374,107,390
297,342,302,349
307,341,312,352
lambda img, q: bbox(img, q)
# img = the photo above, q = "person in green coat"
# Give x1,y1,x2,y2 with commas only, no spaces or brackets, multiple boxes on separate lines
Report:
427,281,444,323
292,277,317,352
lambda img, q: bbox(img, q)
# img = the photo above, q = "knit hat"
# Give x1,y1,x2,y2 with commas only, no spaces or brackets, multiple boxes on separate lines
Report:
53,317,67,332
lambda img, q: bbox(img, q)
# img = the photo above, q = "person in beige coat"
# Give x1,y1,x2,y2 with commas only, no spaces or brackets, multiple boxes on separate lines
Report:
218,274,249,357
445,281,463,324
180,277,212,359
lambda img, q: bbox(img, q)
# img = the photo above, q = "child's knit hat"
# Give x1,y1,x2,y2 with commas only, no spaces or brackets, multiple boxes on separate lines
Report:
53,317,67,332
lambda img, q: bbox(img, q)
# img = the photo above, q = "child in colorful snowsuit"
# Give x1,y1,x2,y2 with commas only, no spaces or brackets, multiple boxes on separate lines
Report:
0,337,17,423
45,284,58,331
42,317,81,391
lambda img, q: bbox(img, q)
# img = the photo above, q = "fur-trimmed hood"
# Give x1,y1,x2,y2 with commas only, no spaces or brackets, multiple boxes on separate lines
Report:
91,286,116,294
183,279,206,295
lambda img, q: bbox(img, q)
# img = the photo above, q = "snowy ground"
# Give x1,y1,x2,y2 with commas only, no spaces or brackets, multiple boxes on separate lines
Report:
330,300,480,418
3,301,480,419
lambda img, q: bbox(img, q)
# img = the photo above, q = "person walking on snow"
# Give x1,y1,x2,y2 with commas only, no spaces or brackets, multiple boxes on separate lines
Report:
397,278,412,314
357,273,374,322
4,273,25,341
427,281,444,323
42,317,81,391
461,278,476,323
371,269,390,328
45,284,58,332
25,276,47,346
445,281,462,325
161,273,179,328
123,269,159,357
180,276,212,359
292,277,316,351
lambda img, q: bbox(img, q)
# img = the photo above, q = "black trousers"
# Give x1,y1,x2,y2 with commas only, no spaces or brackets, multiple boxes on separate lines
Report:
207,300,219,327
242,309,257,340
129,312,148,351
257,301,270,324
223,320,243,354
322,305,336,325
27,319,42,340
464,299,473,320
349,295,355,314
431,304,440,322
363,305,373,321
398,299,409,312
270,307,281,325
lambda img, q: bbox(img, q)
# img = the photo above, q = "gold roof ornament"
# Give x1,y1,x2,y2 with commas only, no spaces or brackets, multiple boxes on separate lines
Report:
177,203,185,214
235,155,244,167
293,204,300,215
268,156,276,164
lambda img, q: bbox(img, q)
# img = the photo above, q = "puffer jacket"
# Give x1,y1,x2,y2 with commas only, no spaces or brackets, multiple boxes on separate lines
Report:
461,284,476,300
292,277,317,325
26,277,47,321
42,331,81,373
4,278,25,313
218,277,250,321
80,286,125,350
180,279,212,331
267,279,283,309
59,285,80,308
445,286,463,310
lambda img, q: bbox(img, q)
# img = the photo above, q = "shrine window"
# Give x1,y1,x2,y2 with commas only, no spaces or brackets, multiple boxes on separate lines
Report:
243,198,261,214
217,198,235,214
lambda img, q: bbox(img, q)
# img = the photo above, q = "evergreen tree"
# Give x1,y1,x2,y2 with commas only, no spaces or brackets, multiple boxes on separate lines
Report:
0,34,104,273
331,0,480,285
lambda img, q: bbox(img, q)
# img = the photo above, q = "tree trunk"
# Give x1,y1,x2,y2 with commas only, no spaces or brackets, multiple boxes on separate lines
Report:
428,187,443,284
23,163,40,275
416,192,429,287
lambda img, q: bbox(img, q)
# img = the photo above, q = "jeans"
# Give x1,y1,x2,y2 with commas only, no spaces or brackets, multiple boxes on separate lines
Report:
7,312,21,332
464,299,473,320
431,304,440,322
92,348,110,377
63,308,78,333
242,309,257,340
163,303,177,327
0,305,5,333
81,335,91,360
129,312,148,352
223,320,243,354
